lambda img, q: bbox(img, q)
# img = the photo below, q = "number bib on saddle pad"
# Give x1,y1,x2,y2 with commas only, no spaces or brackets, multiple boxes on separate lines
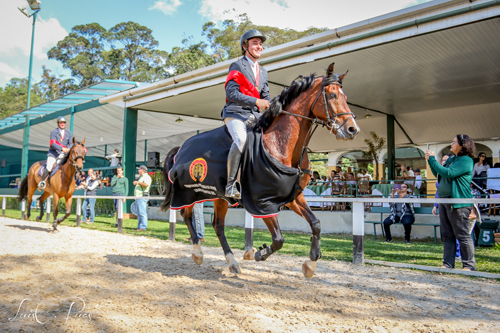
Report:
168,126,302,217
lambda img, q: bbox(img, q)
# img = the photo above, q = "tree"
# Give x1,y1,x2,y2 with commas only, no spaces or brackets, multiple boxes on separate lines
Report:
166,37,215,76
308,152,329,177
38,66,77,100
47,23,109,87
202,14,328,61
0,78,45,119
362,131,386,180
107,21,169,82
48,21,169,87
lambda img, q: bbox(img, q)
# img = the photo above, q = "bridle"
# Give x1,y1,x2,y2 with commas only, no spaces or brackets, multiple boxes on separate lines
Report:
69,145,87,169
278,75,356,177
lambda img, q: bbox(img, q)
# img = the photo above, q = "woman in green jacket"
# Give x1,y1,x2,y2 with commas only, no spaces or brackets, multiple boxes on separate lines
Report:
426,134,476,271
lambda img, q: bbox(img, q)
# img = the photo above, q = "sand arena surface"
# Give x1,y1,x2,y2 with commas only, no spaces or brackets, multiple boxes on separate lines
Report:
0,216,499,332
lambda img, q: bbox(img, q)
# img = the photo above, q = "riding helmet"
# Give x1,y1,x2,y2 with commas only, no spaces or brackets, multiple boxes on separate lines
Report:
240,29,267,51
57,116,67,123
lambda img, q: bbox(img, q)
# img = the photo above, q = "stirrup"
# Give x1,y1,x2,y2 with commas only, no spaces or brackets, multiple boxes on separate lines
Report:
225,182,241,199
37,181,46,191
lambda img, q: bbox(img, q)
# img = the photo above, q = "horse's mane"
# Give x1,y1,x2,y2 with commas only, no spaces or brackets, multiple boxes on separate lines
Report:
254,72,344,132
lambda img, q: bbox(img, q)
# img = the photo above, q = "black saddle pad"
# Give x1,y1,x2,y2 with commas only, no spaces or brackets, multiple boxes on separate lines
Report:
169,126,301,217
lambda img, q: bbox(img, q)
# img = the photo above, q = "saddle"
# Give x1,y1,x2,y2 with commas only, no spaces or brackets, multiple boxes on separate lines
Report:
38,160,63,179
169,125,302,217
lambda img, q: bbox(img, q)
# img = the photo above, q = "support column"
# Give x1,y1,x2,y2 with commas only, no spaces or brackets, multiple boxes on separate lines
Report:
387,115,396,181
169,209,176,241
122,107,138,214
2,197,6,217
76,197,82,227
70,106,75,134
46,197,51,223
144,139,148,164
352,202,365,264
21,115,31,179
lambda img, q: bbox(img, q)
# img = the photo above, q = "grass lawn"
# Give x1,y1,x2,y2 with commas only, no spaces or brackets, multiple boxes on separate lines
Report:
3,208,500,274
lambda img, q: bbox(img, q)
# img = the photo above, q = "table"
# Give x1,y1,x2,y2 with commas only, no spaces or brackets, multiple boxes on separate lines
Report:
371,184,394,197
306,184,330,196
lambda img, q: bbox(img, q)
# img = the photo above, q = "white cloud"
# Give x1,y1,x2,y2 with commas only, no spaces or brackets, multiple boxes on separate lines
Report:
149,0,183,15
0,62,22,84
0,1,68,87
0,4,67,60
199,0,432,31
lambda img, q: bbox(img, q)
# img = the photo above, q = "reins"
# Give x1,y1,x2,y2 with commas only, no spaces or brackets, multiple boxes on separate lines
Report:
278,76,355,177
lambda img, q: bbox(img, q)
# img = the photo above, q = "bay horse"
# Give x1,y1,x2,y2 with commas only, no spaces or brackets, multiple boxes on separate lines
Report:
18,138,87,231
161,63,359,278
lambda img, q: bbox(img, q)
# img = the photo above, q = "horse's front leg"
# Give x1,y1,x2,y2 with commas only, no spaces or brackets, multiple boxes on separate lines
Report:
286,192,321,278
55,196,73,225
181,207,203,265
255,216,284,262
213,200,240,273
52,193,60,231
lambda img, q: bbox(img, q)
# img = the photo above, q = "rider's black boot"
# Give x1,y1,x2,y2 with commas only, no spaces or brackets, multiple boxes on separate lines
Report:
225,143,242,199
38,168,50,191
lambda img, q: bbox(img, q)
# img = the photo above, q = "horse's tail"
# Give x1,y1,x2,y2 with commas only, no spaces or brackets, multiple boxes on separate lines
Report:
159,146,181,212
18,177,29,202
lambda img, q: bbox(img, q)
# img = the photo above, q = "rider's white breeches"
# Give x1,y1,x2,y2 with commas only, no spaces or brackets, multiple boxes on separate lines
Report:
224,117,248,152
46,153,65,172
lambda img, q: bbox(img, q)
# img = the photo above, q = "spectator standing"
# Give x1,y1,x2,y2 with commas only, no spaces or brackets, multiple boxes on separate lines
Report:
75,172,82,187
473,152,489,189
427,134,476,271
414,168,423,190
134,165,152,231
80,171,87,182
406,166,414,177
106,149,121,176
384,184,415,244
111,166,128,227
78,169,100,224
185,202,205,242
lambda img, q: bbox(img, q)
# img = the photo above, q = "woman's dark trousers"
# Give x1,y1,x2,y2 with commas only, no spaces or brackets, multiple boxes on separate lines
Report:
383,215,415,241
439,204,475,270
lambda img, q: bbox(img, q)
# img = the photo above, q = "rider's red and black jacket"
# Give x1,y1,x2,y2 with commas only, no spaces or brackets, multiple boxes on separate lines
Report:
221,56,271,122
48,128,72,157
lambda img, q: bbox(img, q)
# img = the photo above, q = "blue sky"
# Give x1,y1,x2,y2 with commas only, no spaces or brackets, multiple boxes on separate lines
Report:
0,0,431,88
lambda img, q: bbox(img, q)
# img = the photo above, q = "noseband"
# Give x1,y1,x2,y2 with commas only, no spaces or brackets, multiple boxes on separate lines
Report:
278,76,356,177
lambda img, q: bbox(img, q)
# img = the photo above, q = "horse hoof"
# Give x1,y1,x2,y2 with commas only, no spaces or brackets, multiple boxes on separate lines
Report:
243,247,257,260
192,253,203,265
229,265,241,274
51,229,59,234
302,260,317,279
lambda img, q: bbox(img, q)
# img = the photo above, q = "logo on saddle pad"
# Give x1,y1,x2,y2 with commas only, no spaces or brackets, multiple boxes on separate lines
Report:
189,158,208,182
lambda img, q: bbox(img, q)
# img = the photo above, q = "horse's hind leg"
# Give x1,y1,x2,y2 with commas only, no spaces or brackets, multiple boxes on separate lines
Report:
25,182,37,220
286,192,321,278
213,200,240,273
36,191,50,222
181,206,203,265
255,216,284,262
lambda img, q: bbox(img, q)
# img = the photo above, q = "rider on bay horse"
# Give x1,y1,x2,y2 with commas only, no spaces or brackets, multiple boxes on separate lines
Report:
37,116,73,190
223,29,271,199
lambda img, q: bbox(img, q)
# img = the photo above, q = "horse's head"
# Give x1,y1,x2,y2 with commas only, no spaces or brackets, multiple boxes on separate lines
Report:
68,138,87,171
311,63,359,140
